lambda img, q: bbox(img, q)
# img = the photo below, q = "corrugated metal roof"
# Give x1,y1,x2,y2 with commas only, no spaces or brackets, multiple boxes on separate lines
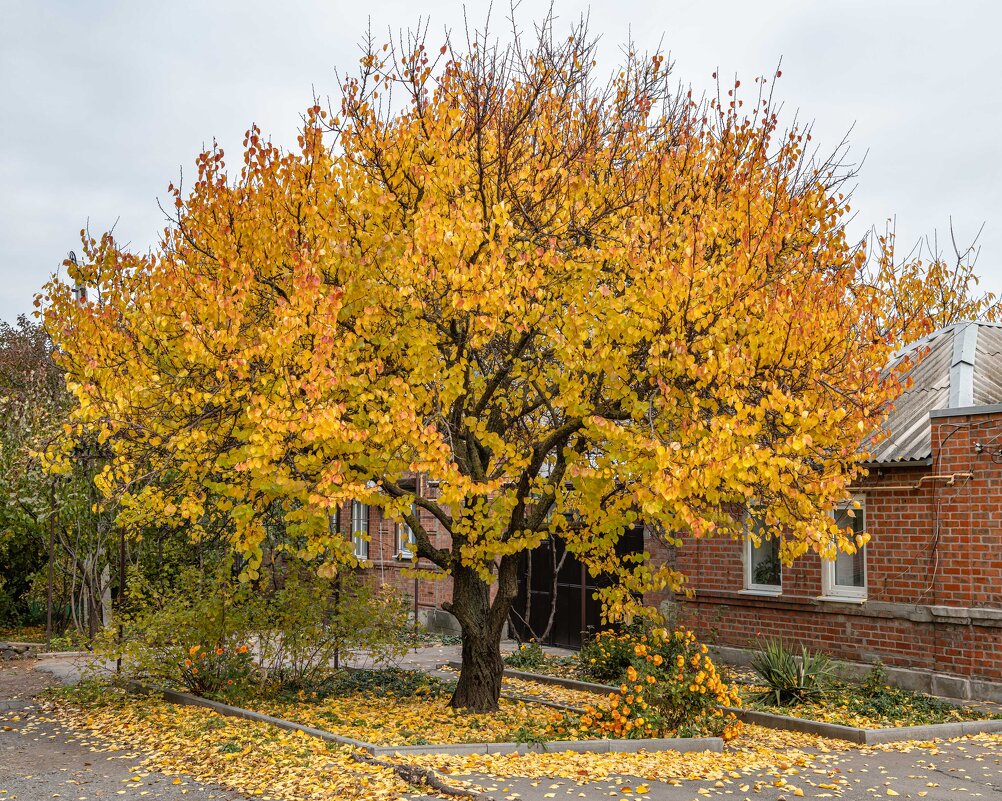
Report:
973,325,1002,405
870,320,1002,465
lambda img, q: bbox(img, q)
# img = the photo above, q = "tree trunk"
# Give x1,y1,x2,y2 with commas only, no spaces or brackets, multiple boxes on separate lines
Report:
448,558,519,712
451,618,504,712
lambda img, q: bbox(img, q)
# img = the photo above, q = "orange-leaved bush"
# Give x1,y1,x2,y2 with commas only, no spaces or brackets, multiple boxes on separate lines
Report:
567,626,741,740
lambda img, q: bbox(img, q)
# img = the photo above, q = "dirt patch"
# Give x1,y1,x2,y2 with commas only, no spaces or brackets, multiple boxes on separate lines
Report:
0,658,54,701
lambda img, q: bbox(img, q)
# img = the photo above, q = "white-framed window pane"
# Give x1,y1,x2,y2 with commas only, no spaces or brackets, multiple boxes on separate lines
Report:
397,504,417,555
834,549,864,588
744,513,782,592
351,501,368,533
351,501,368,559
825,496,867,597
750,536,782,587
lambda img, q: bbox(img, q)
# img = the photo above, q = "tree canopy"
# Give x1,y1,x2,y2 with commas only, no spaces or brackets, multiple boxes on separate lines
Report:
41,18,958,709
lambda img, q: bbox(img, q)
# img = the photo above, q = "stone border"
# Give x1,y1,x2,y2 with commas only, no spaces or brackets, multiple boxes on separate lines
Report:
724,706,1002,744
137,683,722,755
447,661,618,696
369,737,723,756
482,663,1002,745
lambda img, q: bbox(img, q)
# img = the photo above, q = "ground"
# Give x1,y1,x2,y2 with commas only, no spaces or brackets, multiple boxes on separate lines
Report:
1,658,243,801
1,650,1000,801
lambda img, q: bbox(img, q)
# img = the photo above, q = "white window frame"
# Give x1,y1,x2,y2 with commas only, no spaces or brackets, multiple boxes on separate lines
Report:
742,512,783,595
350,501,369,560
821,495,867,602
396,503,417,558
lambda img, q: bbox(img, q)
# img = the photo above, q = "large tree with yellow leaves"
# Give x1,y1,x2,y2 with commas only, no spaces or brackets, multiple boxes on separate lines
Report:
43,19,927,710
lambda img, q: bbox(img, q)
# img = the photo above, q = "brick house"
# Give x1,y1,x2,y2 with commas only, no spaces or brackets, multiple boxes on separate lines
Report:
333,475,463,634
340,320,1002,699
649,320,1002,701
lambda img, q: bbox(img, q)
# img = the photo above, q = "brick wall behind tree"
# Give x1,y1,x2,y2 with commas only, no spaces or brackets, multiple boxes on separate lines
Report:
336,481,457,614
646,410,1002,682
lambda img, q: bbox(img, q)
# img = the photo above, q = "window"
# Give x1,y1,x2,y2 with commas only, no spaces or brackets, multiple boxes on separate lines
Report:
822,496,867,601
743,513,782,594
396,503,418,558
350,501,369,560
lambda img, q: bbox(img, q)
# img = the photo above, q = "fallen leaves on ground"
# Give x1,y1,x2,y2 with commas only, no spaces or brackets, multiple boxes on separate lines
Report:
398,746,795,784
254,692,571,745
500,674,605,709
26,688,438,800
439,662,607,710
392,724,850,785
17,683,1002,801
502,653,584,681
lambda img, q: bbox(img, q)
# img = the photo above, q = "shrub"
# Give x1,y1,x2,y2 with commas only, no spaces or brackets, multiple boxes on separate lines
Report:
93,566,261,701
96,563,411,700
863,659,888,694
750,639,834,705
504,640,545,670
563,626,742,741
178,643,257,698
579,626,641,683
256,571,411,690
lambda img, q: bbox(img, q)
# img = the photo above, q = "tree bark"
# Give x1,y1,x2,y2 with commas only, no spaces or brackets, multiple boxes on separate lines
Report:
448,557,519,712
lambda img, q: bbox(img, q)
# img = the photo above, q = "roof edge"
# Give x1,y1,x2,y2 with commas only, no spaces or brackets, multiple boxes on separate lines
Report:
891,318,1002,362
929,403,1002,419
861,457,933,469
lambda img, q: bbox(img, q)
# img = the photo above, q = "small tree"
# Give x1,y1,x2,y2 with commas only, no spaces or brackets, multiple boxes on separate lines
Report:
43,16,948,711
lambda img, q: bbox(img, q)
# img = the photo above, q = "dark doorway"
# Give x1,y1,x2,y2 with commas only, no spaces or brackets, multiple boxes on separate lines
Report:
510,524,645,649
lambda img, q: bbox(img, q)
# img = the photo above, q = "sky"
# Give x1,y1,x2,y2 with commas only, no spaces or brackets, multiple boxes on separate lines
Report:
1,0,1000,323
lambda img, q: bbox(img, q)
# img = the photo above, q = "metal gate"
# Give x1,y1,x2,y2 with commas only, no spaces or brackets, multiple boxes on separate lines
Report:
510,524,645,649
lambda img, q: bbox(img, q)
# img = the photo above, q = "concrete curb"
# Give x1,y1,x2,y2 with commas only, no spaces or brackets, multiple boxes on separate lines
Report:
724,706,1002,744
36,651,91,659
370,737,724,756
482,664,1002,745
135,683,723,755
1,642,91,660
448,661,618,696
131,685,371,749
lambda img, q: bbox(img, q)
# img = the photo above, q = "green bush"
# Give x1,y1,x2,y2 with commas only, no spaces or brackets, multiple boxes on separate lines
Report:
96,563,411,701
750,639,834,705
504,640,545,670
255,570,411,690
92,565,261,702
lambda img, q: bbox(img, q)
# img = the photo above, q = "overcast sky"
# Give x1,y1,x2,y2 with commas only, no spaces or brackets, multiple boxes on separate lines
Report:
1,0,1000,323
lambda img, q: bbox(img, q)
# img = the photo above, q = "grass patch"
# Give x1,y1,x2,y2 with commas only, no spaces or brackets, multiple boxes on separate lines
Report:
744,680,1002,728
272,667,454,701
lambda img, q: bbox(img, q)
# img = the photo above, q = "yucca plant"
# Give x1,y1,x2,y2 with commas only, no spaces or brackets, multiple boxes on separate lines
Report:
750,639,833,705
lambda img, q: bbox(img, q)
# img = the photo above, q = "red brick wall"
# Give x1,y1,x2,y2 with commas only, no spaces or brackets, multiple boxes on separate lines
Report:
336,478,456,613
648,410,1002,683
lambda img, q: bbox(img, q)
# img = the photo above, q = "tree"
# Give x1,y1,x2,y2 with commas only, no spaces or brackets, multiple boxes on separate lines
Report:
860,222,999,345
0,315,123,637
0,316,62,625
43,17,923,711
